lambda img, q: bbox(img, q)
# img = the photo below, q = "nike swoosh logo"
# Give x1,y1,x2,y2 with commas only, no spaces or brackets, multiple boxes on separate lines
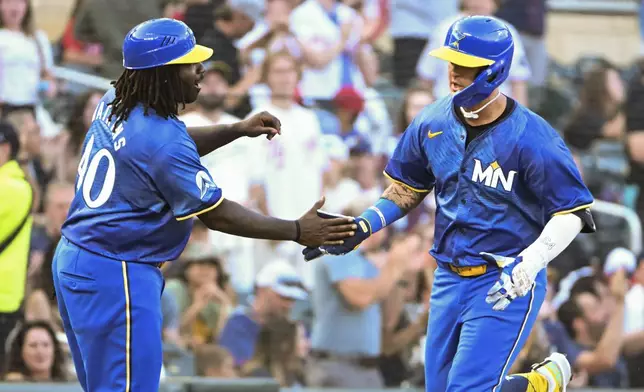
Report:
428,131,443,139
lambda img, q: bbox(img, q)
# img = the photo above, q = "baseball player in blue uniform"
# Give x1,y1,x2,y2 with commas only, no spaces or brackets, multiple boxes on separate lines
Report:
53,18,356,392
304,16,596,392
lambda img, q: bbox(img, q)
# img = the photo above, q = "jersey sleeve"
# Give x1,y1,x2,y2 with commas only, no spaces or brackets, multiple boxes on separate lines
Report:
384,114,435,192
151,139,224,221
522,131,594,231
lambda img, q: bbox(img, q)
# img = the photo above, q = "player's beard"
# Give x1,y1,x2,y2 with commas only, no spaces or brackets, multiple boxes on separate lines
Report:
197,94,225,112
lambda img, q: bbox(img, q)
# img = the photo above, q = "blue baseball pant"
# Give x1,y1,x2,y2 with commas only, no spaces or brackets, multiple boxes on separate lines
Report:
424,264,546,392
52,236,164,391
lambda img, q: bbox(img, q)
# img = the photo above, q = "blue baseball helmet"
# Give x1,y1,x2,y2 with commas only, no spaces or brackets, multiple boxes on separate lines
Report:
122,18,213,70
429,16,514,108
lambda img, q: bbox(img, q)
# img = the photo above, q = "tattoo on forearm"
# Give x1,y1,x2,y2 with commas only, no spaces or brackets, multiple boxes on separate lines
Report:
382,183,425,212
540,236,556,251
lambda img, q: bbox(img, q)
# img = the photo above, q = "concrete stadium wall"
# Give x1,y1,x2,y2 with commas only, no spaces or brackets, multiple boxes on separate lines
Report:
546,12,641,66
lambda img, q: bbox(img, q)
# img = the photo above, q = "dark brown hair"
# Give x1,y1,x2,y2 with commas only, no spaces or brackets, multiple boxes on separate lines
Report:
242,318,301,386
194,345,233,376
396,86,433,136
4,321,67,381
577,62,622,118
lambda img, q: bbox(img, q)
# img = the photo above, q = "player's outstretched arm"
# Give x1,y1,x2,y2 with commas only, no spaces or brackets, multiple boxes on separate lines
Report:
187,111,281,156
199,197,356,247
302,182,428,261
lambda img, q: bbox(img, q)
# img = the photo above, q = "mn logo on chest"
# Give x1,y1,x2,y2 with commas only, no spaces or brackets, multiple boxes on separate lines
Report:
471,159,517,192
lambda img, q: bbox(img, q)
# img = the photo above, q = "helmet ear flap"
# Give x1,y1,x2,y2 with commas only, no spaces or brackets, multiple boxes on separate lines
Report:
453,58,509,108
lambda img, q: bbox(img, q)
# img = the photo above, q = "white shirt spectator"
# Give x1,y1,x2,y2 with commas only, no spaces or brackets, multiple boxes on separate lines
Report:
289,0,366,100
625,284,644,333
179,111,257,292
179,111,252,204
416,13,531,101
0,30,53,106
247,102,328,287
248,103,328,220
320,134,361,214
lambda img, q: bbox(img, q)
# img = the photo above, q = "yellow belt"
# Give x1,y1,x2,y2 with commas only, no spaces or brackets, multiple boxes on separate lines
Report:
449,264,487,277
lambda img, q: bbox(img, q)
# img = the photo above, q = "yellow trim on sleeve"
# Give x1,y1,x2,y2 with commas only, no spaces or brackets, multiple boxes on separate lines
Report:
176,197,225,221
552,202,594,216
383,171,431,193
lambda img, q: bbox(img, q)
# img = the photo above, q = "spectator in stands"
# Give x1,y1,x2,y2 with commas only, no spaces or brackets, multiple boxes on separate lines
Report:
52,89,103,183
179,61,246,195
238,0,303,110
179,61,258,287
389,0,457,88
416,0,530,105
73,0,163,79
195,344,238,378
6,110,44,211
624,59,644,230
3,321,68,382
218,260,308,367
563,62,626,151
554,270,630,388
200,0,263,117
625,251,644,336
379,244,430,387
241,317,305,387
307,199,422,388
27,181,73,280
0,121,32,370
496,0,548,92
334,86,366,149
165,257,233,348
389,86,434,157
289,0,368,104
341,0,386,45
338,0,379,88
0,0,56,118
60,0,103,89
184,0,225,41
24,232,60,332
321,134,361,214
161,287,182,348
349,146,382,202
247,52,328,283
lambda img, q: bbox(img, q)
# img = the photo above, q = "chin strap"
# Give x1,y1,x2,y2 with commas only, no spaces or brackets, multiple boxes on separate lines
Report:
459,90,502,119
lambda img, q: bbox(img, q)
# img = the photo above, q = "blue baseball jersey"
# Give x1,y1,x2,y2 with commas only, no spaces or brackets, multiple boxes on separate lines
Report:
385,96,593,267
61,89,223,263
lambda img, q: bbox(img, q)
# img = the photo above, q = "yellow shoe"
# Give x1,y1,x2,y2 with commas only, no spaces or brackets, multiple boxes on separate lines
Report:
531,352,572,392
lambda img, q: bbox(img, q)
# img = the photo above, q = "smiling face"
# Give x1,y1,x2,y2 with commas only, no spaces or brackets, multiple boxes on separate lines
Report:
177,63,206,104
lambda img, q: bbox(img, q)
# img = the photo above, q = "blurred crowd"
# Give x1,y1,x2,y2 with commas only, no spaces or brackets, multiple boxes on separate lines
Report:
2,0,644,389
